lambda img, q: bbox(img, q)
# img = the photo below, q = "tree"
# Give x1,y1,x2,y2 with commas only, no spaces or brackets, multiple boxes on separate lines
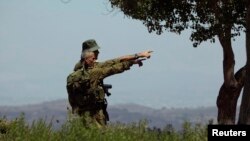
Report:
238,1,250,124
108,0,248,124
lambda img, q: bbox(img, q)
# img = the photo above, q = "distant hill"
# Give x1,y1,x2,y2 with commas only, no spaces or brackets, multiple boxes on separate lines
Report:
0,99,218,130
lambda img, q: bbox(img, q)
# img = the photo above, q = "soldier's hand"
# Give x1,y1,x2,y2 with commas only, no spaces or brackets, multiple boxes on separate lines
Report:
138,50,153,59
133,58,146,67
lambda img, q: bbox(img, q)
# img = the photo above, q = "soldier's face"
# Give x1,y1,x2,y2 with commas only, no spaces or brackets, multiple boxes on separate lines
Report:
85,53,96,67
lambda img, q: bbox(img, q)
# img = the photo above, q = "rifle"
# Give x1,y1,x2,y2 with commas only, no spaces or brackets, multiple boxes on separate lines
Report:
102,84,112,122
103,84,112,96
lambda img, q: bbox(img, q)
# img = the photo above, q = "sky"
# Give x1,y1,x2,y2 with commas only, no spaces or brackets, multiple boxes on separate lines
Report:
0,0,246,109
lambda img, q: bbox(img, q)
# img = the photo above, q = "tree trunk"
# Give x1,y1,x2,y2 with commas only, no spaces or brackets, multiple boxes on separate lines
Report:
217,67,246,124
238,2,250,124
216,26,241,124
218,30,238,89
213,0,243,124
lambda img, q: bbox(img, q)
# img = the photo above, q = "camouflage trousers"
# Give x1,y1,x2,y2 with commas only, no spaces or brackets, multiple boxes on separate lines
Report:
77,108,107,128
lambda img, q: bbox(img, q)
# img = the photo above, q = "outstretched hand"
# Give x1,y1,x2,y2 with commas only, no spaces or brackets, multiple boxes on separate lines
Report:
138,50,153,59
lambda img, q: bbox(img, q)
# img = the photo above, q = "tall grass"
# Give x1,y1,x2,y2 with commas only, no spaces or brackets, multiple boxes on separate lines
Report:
0,114,208,141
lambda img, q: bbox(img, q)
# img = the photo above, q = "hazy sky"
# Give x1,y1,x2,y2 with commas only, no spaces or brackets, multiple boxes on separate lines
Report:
0,0,246,108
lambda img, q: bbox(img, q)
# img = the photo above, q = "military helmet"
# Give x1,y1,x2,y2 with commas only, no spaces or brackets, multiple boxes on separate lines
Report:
82,39,100,52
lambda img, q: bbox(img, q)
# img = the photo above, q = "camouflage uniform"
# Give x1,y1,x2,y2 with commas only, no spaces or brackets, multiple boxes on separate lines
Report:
67,59,133,128
74,61,82,71
74,59,119,71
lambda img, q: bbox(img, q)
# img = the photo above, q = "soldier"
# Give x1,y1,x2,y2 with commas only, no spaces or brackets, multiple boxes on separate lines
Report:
67,50,152,128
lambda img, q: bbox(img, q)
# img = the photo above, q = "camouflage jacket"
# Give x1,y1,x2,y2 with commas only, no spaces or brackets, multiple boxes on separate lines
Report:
74,60,83,71
87,60,133,102
67,60,133,111
74,59,121,71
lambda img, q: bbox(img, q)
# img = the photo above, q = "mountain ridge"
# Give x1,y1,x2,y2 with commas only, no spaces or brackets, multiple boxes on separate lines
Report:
0,99,218,129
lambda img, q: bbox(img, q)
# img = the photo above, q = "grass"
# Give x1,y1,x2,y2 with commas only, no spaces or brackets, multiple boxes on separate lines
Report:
0,114,208,141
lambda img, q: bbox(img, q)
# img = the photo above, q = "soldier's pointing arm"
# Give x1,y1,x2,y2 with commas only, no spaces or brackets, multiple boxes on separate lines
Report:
95,50,153,68
89,61,133,80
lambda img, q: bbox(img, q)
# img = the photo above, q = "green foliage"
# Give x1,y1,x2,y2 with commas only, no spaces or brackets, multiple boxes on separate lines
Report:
0,114,208,141
108,0,247,47
180,122,207,141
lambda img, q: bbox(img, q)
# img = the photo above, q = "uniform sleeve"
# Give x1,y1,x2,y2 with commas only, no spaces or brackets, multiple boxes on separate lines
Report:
95,59,120,68
89,61,133,80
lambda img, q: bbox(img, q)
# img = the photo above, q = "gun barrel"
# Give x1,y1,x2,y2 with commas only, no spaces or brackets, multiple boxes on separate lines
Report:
104,84,112,89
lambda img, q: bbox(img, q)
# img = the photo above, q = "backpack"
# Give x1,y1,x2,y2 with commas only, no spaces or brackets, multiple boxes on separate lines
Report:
66,69,86,93
66,69,92,112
